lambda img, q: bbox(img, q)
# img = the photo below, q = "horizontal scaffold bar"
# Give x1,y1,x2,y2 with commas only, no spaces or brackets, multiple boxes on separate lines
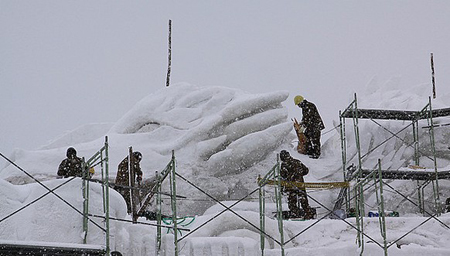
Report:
0,243,105,256
341,107,450,121
360,169,450,181
259,178,350,189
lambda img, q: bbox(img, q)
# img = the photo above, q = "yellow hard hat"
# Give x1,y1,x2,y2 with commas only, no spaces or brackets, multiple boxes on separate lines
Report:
294,95,304,105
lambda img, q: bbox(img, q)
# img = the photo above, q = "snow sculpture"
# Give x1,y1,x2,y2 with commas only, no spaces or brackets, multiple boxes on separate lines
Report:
1,83,293,215
110,83,292,176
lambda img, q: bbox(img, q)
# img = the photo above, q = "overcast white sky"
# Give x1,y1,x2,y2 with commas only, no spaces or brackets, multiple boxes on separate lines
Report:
1,1,450,159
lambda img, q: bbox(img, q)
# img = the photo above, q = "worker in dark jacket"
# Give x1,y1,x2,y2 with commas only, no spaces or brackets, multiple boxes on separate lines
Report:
57,147,84,178
294,95,325,159
280,150,315,219
115,151,143,214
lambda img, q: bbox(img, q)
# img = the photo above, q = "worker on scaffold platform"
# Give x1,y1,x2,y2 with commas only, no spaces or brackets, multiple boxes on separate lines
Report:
280,150,315,219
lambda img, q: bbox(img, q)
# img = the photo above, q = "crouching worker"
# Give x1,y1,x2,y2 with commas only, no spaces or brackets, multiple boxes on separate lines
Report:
280,150,315,219
57,147,84,178
115,151,143,214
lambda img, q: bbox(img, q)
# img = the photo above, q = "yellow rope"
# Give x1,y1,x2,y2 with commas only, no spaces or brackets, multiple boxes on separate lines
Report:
259,178,349,189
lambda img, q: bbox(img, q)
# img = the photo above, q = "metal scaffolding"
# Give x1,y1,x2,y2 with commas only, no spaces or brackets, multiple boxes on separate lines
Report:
339,93,450,255
257,155,357,256
82,136,111,253
0,136,111,255
339,94,450,215
154,151,284,256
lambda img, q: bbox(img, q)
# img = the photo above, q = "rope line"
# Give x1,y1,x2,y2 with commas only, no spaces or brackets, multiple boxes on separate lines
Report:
260,178,350,189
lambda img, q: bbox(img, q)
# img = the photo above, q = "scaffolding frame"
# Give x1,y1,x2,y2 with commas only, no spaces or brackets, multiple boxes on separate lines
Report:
152,151,289,256
339,94,450,215
339,94,450,255
82,136,110,253
257,155,393,256
0,136,111,255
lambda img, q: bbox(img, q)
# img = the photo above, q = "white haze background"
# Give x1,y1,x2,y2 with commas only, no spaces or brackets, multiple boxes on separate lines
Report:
1,82,450,255
2,1,450,256
1,1,450,157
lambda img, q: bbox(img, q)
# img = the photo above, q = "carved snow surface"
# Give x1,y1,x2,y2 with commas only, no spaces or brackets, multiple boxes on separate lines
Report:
0,83,293,214
109,83,292,176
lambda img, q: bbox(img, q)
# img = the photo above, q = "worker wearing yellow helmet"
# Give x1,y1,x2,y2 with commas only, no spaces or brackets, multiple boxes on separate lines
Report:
294,95,325,159
294,95,304,106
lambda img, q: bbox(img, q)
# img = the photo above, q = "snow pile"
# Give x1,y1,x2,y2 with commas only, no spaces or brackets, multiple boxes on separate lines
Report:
2,81,450,255
1,83,293,214
0,178,126,244
40,123,114,151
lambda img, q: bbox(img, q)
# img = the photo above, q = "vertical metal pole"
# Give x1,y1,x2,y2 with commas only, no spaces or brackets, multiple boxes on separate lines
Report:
352,94,365,254
258,175,265,256
170,150,178,256
156,171,162,255
355,183,365,254
412,120,420,166
82,157,89,244
101,150,106,213
353,94,363,177
428,97,441,214
354,183,361,247
339,111,350,212
412,120,424,214
376,159,388,256
104,136,110,255
274,154,285,256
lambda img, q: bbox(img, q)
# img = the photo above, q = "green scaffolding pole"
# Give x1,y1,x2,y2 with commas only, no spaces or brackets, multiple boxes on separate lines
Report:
104,137,110,255
257,155,285,256
82,136,110,254
156,170,162,255
258,175,266,256
169,150,179,256
427,97,441,214
412,119,424,214
339,110,351,212
274,155,285,256
351,94,365,254
82,157,89,244
154,154,175,255
258,161,279,256
375,159,388,256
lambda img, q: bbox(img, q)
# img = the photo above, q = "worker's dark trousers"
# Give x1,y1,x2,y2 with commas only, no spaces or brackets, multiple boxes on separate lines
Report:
305,129,322,158
287,189,311,218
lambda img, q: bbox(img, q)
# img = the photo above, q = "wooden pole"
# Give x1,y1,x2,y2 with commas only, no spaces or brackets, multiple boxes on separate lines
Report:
166,20,172,87
129,147,138,223
431,53,436,99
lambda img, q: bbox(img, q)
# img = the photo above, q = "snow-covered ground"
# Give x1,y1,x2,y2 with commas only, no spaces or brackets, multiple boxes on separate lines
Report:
1,82,450,255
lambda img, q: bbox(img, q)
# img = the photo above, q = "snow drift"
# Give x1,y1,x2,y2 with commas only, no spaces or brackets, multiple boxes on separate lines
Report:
2,80,450,255
1,83,294,214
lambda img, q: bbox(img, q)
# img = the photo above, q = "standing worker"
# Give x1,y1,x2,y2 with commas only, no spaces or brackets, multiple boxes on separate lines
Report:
294,95,325,159
57,147,84,178
280,150,315,219
115,151,143,214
